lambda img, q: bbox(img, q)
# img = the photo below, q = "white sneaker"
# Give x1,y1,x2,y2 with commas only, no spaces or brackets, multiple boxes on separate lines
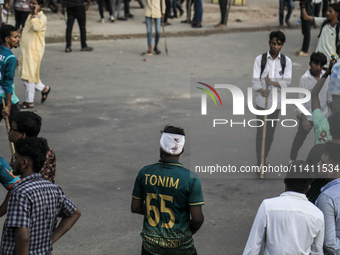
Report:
100,18,105,23
110,15,115,22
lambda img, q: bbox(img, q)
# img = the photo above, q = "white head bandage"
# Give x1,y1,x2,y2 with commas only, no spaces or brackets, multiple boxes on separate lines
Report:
160,133,185,155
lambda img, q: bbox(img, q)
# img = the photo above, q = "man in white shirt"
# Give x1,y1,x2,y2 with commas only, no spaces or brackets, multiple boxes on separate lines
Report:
290,52,329,162
243,161,324,255
316,142,340,255
300,2,340,69
252,30,292,166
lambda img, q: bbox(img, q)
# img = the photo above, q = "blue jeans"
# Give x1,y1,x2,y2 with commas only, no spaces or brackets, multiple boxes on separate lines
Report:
279,0,294,25
193,0,203,23
145,17,161,46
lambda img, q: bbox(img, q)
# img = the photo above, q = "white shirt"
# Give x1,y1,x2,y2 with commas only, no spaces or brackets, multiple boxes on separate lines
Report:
297,69,330,121
252,52,292,109
314,17,340,68
243,191,324,255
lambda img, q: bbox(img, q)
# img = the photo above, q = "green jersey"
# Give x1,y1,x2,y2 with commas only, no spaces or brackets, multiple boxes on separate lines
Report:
132,159,204,255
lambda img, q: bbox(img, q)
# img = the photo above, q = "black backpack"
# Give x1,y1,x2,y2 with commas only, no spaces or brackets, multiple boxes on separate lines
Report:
317,20,340,55
260,53,286,78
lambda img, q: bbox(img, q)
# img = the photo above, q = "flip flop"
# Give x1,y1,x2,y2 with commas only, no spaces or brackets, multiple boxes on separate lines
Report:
65,48,72,53
19,102,34,109
41,87,51,103
81,47,93,52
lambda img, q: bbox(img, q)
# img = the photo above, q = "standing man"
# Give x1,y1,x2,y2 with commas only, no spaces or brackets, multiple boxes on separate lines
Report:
296,0,312,57
214,0,227,28
5,0,31,29
279,0,294,27
315,142,340,254
191,0,202,28
131,125,204,255
252,30,292,166
61,0,93,52
0,25,20,121
0,137,81,254
141,0,165,56
243,161,324,254
300,2,340,68
289,52,328,162
19,0,51,109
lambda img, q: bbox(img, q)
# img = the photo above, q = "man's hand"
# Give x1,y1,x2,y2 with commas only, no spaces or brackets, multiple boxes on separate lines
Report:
86,0,91,11
61,7,65,15
2,106,10,119
5,3,9,11
302,118,311,132
299,0,305,8
260,89,270,98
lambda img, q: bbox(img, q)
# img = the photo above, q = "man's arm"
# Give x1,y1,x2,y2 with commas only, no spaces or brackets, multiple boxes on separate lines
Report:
317,194,340,254
311,60,335,112
61,0,66,15
51,208,81,244
190,206,204,235
300,0,314,22
243,202,266,255
15,227,29,255
131,197,145,215
86,0,90,11
311,222,324,255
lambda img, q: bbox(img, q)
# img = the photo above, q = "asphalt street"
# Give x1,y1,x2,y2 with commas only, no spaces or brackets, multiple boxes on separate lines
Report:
0,27,321,254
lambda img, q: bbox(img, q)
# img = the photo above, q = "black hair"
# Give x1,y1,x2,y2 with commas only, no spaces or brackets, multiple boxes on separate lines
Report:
329,3,340,13
15,137,49,173
310,52,327,66
161,124,185,136
37,0,44,5
285,161,315,194
10,111,42,137
324,142,340,165
269,30,286,44
0,25,18,43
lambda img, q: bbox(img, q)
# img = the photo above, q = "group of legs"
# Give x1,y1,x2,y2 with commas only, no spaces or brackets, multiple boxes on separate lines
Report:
97,0,142,23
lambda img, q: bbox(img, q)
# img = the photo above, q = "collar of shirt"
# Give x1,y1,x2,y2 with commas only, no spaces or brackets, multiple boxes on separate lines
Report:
158,159,183,167
321,178,340,192
12,173,42,190
0,45,12,54
280,191,308,201
266,51,282,61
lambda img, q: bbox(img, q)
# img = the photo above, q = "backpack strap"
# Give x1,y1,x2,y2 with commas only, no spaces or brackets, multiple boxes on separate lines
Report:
318,19,328,38
260,53,267,78
280,54,286,75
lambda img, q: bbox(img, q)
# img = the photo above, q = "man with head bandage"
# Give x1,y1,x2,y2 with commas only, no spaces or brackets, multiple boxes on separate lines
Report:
131,125,204,255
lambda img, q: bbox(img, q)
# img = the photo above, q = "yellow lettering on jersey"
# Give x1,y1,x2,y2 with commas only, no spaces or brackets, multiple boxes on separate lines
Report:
144,174,150,185
169,178,179,189
158,176,165,187
150,175,157,185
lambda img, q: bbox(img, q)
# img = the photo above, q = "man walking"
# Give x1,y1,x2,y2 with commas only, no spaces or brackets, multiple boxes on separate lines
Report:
279,0,294,27
243,161,324,254
252,30,292,166
289,52,328,162
0,25,20,121
131,125,204,255
0,137,81,254
19,0,51,109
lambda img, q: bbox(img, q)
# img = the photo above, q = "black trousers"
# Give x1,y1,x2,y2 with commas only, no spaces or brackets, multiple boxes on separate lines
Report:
322,0,329,17
218,0,228,25
289,117,313,161
301,0,312,53
163,0,172,23
98,0,113,18
66,5,87,49
255,106,280,166
14,10,30,29
141,246,198,255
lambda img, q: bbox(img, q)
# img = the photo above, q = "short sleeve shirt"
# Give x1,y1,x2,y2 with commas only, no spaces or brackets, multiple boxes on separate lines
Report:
132,159,204,255
0,173,77,255
0,157,20,190
314,17,340,68
313,108,332,144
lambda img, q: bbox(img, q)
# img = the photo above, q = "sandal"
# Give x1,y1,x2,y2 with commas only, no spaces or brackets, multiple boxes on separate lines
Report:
19,102,34,109
154,48,161,55
41,87,51,103
81,47,93,52
65,48,72,53
141,51,153,56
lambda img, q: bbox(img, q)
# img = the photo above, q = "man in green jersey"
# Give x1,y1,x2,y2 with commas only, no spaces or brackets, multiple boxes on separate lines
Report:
131,125,204,255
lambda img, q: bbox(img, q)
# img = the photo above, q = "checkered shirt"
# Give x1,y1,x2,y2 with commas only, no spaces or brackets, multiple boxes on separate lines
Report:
0,173,77,255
